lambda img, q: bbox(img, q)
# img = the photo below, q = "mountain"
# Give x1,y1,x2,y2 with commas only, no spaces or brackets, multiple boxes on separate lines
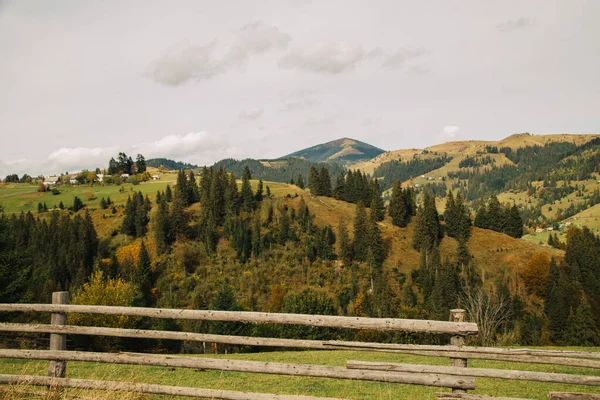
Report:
280,137,385,164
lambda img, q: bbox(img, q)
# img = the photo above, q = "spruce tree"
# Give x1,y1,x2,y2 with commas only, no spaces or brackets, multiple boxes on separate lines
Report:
505,204,524,238
338,216,353,265
352,202,368,261
255,179,264,202
296,174,305,189
278,208,290,244
240,166,255,211
308,166,320,195
564,295,599,345
389,181,408,227
367,202,385,266
175,170,189,206
318,167,332,197
252,213,262,258
164,185,172,202
370,180,385,221
136,241,152,306
121,196,136,236
333,173,345,200
154,197,171,254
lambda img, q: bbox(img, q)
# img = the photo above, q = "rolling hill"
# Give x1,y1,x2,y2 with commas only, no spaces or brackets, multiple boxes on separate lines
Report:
280,137,385,164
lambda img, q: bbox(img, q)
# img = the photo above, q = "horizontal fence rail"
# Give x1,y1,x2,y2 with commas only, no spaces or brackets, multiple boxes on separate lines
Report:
0,349,476,390
347,361,600,386
1,323,598,368
0,374,345,400
0,304,479,336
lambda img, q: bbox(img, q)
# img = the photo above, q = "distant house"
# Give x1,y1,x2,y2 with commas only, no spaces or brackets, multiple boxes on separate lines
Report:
97,174,104,182
547,227,554,231
151,175,160,180
120,173,129,178
565,221,573,227
535,228,544,233
43,176,59,186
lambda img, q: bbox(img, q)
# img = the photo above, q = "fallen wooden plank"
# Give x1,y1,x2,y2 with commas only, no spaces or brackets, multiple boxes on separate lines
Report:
0,304,478,335
0,349,476,389
0,374,345,400
347,361,600,386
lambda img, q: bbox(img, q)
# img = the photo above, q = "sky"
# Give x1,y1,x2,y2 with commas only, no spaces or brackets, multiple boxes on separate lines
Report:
1,0,599,177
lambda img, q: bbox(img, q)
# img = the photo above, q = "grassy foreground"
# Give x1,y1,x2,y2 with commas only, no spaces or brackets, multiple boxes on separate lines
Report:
1,349,599,399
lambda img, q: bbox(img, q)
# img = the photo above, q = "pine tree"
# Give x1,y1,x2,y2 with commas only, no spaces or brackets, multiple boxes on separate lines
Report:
175,170,189,206
402,282,417,307
318,167,332,197
164,185,172,202
333,173,345,200
352,202,368,261
389,181,408,227
170,195,189,239
135,154,146,174
240,166,255,211
338,216,352,265
296,174,305,189
505,204,523,238
370,180,385,221
121,196,136,236
412,191,442,252
154,197,171,255
278,208,290,244
252,213,262,258
367,202,385,266
564,295,599,345
266,185,271,198
255,179,264,202
136,241,152,306
187,171,200,204
59,201,64,210
72,196,84,212
308,166,320,195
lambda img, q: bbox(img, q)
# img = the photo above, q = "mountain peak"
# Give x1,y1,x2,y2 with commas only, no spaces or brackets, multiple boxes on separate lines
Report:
280,137,385,164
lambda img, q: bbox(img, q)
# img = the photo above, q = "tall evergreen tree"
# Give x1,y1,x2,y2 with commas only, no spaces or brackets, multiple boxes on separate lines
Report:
338,216,352,265
370,179,385,221
296,174,305,189
308,166,320,195
352,202,368,261
412,191,442,252
240,166,255,211
136,241,152,306
389,181,408,227
255,179,264,202
318,167,332,197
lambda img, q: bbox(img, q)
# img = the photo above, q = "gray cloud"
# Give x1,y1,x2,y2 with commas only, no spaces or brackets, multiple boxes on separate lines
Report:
149,22,291,85
381,48,426,69
239,108,264,120
279,41,365,74
496,17,531,32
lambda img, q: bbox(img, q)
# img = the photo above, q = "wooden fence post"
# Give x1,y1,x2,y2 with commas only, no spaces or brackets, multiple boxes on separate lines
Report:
47,291,69,378
449,309,467,393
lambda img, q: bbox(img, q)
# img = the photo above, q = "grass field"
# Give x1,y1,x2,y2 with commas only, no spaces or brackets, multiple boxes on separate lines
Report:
0,177,304,215
1,349,599,399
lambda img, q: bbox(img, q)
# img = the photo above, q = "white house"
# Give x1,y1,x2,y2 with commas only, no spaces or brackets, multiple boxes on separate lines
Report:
97,174,104,182
535,228,544,233
120,173,129,178
151,175,160,180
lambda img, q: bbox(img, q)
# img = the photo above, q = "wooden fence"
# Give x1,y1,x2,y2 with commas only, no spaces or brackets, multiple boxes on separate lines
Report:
0,292,598,399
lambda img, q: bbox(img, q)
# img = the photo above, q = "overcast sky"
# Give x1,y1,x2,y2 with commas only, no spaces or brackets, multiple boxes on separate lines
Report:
1,0,599,177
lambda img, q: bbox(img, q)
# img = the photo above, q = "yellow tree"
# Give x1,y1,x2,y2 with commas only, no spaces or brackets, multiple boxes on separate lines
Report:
523,253,551,297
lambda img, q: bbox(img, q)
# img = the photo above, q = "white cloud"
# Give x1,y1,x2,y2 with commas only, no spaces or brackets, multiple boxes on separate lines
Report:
150,41,224,86
239,108,264,120
0,132,242,178
149,22,291,86
496,17,531,33
279,89,319,111
278,41,365,74
443,125,460,138
381,48,426,69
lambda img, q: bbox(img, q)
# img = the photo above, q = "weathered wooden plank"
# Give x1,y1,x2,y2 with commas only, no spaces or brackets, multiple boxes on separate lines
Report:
548,393,600,399
0,304,478,335
47,291,68,378
449,309,468,394
0,349,476,389
2,323,598,370
347,361,600,386
436,393,532,400
0,374,345,400
327,342,600,360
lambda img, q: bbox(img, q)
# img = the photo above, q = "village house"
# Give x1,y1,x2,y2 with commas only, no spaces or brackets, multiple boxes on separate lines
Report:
120,173,129,178
43,176,59,186
151,175,160,180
